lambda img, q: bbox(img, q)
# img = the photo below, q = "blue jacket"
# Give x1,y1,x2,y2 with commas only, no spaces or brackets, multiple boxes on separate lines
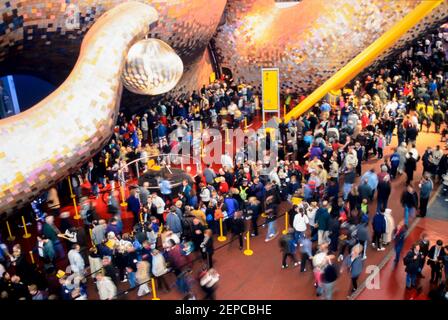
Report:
224,198,238,218
166,212,182,234
345,256,363,278
372,213,386,233
157,124,167,138
126,195,141,214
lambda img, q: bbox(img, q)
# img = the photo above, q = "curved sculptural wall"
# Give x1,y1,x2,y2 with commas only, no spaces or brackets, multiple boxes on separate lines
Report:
214,0,448,93
0,0,226,93
0,2,159,217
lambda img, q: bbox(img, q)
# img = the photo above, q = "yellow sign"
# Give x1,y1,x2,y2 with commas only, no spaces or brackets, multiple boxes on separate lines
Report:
262,68,279,111
209,72,216,84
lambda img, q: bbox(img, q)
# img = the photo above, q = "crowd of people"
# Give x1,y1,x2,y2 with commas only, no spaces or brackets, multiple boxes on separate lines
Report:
1,29,448,301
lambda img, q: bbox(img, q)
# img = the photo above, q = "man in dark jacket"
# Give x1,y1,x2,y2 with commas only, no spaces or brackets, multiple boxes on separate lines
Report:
315,201,330,245
358,179,373,202
376,177,391,213
427,240,446,284
401,184,418,226
372,210,386,251
404,244,423,289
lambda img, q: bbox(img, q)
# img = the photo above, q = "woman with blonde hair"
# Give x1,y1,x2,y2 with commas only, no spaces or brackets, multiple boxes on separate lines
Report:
136,260,151,297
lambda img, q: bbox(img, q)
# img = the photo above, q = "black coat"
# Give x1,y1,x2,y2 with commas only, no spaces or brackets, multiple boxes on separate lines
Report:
404,250,423,274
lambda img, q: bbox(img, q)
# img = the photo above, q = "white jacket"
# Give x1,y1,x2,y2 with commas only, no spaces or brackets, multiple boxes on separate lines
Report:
68,250,85,274
97,277,117,300
293,214,309,232
383,209,395,244
151,253,169,277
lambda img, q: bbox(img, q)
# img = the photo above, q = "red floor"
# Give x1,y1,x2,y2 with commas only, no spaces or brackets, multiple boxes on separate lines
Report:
1,119,445,300
356,218,448,300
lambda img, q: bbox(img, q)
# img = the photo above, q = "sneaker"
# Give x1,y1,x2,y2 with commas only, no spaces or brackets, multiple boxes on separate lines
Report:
371,243,376,248
362,255,367,260
378,247,386,251
121,278,128,283
282,265,288,269
251,233,257,237
293,262,299,267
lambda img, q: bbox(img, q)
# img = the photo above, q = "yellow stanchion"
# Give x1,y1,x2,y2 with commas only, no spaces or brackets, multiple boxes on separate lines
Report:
282,212,289,235
72,197,81,220
243,231,253,256
120,181,127,207
225,128,231,145
67,176,75,199
89,228,95,247
22,216,31,239
200,140,206,158
6,221,15,241
284,104,287,117
217,218,227,242
244,117,249,133
140,212,144,223
29,251,35,264
151,278,160,300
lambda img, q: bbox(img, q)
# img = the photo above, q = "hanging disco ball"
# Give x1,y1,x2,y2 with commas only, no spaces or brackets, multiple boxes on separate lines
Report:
122,38,184,95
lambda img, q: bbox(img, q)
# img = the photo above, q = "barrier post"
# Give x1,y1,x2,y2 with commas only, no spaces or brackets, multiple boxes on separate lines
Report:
67,176,75,199
243,231,253,256
244,117,249,133
151,278,161,300
89,228,95,247
225,128,231,145
140,212,144,223
217,218,227,242
6,221,15,241
72,197,81,220
200,140,206,158
282,212,289,235
29,251,35,264
120,175,127,207
22,216,31,239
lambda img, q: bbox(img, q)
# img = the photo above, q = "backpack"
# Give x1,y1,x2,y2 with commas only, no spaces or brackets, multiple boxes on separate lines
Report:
239,186,248,201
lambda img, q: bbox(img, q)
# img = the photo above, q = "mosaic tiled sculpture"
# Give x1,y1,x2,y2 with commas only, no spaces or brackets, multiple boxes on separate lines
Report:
214,0,448,93
0,0,227,95
0,2,159,216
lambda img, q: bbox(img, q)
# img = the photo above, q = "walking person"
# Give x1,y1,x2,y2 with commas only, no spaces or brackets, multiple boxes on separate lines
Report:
321,259,338,300
198,267,220,300
292,206,309,244
200,229,214,268
405,152,417,184
403,243,423,290
231,211,245,250
401,184,418,226
393,222,408,266
315,200,330,245
427,240,446,284
135,261,151,297
342,243,364,296
279,228,299,269
418,173,433,218
372,210,386,251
